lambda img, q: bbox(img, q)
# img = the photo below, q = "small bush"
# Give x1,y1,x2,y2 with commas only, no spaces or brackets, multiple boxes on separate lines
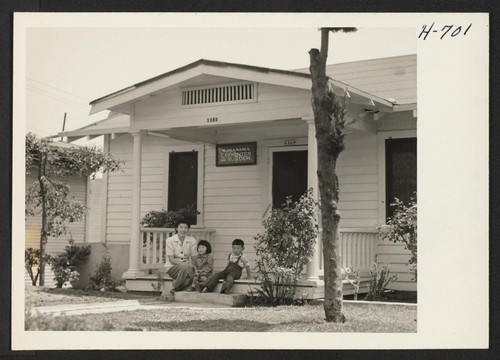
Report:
140,204,200,228
365,262,398,301
46,239,91,288
88,252,117,291
253,189,318,306
378,196,417,280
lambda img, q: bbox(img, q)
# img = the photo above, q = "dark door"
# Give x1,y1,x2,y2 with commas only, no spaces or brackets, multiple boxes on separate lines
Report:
272,150,308,209
385,138,417,219
168,151,198,224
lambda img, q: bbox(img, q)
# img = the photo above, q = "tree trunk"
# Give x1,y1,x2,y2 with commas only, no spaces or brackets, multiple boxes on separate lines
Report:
38,156,47,286
309,28,346,323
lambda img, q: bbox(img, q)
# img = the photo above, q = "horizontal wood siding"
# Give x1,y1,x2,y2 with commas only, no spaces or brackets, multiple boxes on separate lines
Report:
25,171,87,287
204,141,263,271
25,172,87,255
337,133,379,230
376,240,416,291
134,83,311,125
106,134,191,244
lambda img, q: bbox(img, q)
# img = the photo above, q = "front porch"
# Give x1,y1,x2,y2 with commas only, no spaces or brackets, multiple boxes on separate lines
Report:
125,227,377,299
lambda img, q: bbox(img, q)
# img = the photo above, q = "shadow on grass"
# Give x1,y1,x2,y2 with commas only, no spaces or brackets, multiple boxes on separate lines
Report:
133,319,274,332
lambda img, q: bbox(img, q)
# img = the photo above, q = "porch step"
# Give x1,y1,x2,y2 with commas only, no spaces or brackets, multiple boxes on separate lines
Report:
172,291,247,307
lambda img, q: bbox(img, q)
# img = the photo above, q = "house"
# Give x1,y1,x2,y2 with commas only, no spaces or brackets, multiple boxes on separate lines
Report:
25,141,104,287
60,55,417,297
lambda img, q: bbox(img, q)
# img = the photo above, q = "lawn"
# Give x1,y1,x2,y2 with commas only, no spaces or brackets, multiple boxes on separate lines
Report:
25,286,161,307
25,287,417,332
28,303,416,332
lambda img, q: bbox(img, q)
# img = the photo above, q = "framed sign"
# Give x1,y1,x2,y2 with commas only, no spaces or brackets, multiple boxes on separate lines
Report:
216,142,257,167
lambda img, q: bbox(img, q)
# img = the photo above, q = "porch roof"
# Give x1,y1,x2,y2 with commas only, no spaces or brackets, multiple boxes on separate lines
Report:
88,58,395,115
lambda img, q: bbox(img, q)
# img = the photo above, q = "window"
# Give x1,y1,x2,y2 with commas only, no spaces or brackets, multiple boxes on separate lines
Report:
385,137,417,219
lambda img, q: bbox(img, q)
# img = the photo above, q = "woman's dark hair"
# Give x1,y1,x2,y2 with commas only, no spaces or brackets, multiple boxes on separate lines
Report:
197,240,212,254
175,219,191,229
232,238,245,247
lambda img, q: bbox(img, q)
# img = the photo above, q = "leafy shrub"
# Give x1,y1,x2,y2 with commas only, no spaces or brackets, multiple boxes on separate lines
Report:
25,309,114,330
365,262,398,301
140,204,200,228
46,239,91,288
88,252,117,291
378,196,417,280
253,189,318,305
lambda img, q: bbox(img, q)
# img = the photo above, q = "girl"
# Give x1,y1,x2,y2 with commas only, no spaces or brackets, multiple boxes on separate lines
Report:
190,240,214,292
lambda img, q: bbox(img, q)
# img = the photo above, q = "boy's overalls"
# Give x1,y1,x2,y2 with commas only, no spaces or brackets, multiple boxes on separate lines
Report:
203,254,243,293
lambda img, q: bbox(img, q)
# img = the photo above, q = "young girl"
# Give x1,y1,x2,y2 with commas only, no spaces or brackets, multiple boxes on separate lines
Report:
190,240,214,292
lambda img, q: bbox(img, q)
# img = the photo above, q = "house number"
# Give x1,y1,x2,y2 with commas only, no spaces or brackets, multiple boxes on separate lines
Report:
207,117,218,123
284,139,296,145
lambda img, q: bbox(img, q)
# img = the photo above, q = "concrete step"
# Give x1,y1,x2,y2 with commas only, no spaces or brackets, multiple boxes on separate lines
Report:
172,291,247,307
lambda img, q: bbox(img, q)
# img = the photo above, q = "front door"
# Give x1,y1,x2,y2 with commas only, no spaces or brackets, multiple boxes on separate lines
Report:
271,148,308,209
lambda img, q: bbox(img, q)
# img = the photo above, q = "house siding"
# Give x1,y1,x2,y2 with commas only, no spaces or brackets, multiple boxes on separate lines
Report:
25,171,87,287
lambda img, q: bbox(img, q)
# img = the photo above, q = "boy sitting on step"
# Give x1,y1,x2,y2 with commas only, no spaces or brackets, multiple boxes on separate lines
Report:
202,239,251,294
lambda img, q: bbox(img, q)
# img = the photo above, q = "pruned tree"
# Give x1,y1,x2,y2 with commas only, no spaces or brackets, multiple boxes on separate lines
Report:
25,133,123,285
309,27,357,323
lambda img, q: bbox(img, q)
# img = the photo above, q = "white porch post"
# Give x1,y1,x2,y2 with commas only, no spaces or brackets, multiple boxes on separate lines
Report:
123,131,145,279
304,116,322,281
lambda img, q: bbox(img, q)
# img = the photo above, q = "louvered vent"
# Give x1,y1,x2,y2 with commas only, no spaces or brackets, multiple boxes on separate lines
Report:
182,82,256,107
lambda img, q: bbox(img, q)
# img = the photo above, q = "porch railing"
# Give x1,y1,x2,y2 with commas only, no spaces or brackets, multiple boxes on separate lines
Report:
140,227,216,270
318,228,378,272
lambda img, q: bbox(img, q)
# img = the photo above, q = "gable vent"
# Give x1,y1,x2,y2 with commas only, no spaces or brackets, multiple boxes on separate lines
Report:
182,82,257,107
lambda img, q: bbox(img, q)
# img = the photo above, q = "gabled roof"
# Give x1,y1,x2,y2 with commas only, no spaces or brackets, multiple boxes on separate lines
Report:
88,58,395,115
60,113,130,142
295,54,417,105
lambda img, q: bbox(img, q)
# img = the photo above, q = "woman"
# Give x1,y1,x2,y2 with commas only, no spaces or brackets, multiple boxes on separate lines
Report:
162,219,198,298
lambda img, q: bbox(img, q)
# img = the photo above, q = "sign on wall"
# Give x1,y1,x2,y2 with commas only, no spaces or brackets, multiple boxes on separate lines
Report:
216,142,257,167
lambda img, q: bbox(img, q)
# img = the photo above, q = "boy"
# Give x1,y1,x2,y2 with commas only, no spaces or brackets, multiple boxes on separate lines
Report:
202,238,251,294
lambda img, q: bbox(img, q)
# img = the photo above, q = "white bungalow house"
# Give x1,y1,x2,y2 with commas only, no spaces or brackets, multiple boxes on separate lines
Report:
60,55,417,297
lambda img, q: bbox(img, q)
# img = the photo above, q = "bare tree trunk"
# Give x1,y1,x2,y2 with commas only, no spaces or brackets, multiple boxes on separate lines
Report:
38,155,47,286
309,28,347,323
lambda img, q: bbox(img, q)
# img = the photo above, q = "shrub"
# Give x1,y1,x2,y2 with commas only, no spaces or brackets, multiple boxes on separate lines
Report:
253,189,318,305
46,239,91,288
140,204,200,228
378,196,417,280
365,262,398,301
88,252,117,291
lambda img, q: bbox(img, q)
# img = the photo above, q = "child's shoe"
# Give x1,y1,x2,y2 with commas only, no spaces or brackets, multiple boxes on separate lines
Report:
201,287,208,293
220,282,227,294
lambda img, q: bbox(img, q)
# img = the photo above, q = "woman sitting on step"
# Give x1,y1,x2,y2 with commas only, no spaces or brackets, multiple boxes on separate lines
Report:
162,219,197,298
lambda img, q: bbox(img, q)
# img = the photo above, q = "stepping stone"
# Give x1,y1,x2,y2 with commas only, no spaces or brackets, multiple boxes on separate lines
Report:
173,291,247,307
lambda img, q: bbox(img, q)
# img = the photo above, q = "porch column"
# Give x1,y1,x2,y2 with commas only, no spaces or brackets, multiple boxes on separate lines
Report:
304,116,322,281
123,131,146,279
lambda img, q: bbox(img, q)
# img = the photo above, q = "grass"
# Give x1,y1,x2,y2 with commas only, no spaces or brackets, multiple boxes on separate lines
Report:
61,303,416,332
25,287,417,332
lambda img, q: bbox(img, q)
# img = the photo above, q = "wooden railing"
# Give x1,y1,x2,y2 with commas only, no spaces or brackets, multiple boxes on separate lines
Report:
140,228,216,270
319,228,378,272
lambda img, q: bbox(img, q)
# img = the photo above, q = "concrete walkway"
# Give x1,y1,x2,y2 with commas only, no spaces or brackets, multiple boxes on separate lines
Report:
30,300,234,317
